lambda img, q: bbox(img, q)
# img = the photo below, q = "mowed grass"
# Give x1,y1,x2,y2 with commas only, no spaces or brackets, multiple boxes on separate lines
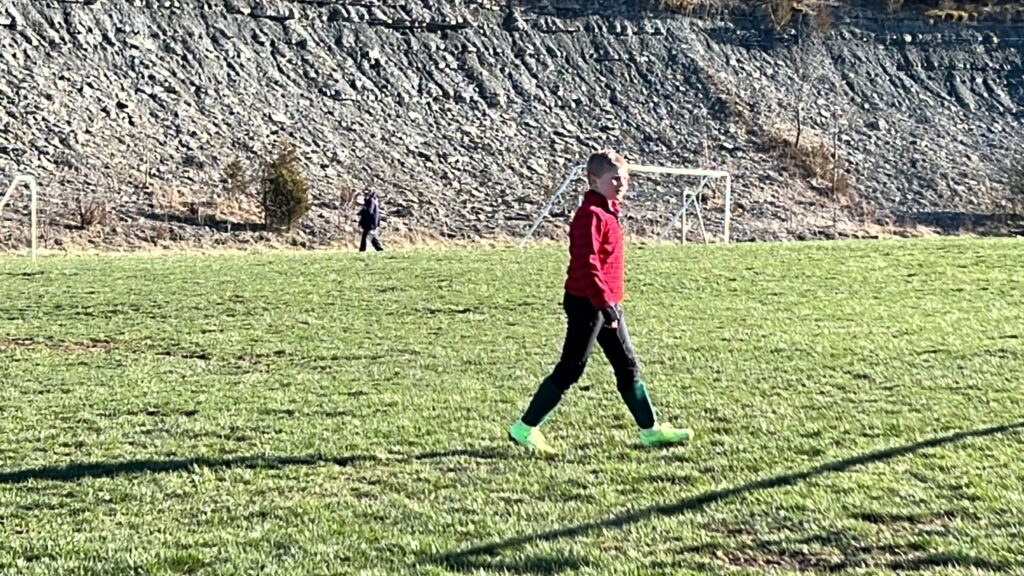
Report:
1,238,1023,575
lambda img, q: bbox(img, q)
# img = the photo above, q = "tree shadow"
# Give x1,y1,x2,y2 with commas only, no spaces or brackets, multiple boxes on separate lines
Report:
0,454,366,484
447,553,587,575
413,447,506,461
143,211,265,233
663,519,1016,573
419,306,479,316
0,447,506,484
887,552,1012,573
433,421,1024,573
899,210,1024,236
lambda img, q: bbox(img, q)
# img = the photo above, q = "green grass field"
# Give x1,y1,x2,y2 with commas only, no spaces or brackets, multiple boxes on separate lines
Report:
1,238,1023,575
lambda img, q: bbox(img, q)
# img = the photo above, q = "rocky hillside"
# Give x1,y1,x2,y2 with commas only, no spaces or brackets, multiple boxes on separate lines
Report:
1,0,1022,251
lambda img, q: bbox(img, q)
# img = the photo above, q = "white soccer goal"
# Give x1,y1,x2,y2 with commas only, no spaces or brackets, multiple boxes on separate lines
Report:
0,175,39,261
519,163,733,248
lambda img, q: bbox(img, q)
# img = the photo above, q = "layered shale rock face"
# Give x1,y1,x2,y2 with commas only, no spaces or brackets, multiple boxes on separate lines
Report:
1,0,1022,249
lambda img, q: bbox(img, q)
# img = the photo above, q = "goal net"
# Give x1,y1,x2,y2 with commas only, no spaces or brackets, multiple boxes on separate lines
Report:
519,163,733,248
0,175,39,261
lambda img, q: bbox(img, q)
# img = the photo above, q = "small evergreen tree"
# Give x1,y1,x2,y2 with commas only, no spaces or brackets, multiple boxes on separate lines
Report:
260,140,310,232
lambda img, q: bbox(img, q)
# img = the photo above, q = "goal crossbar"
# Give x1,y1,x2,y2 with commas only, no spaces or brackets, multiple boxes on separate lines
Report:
628,164,730,179
0,175,39,261
519,163,732,248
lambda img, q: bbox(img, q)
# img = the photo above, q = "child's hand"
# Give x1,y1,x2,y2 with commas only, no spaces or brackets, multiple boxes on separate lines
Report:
600,306,619,330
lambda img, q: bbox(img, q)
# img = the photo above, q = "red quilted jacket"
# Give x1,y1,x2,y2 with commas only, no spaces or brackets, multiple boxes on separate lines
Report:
564,190,624,309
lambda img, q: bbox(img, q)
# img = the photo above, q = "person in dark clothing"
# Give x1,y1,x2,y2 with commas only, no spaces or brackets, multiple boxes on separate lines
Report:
507,149,693,454
358,190,384,252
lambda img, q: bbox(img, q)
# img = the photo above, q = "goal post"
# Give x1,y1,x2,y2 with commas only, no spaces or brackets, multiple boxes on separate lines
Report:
519,164,585,248
0,175,39,261
519,163,732,248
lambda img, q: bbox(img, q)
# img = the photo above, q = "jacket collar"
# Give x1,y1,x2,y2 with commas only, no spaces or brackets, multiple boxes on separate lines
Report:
583,190,620,216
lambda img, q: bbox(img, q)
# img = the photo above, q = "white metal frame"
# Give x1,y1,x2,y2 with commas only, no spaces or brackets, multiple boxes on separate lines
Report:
0,175,39,261
519,163,732,248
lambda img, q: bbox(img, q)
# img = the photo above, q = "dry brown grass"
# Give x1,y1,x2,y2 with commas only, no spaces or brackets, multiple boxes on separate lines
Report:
1010,151,1024,214
763,128,852,199
223,158,250,202
73,195,109,229
659,0,701,10
925,8,975,21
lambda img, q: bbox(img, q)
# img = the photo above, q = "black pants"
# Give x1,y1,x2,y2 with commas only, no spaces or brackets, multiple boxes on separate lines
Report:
360,229,383,252
548,293,640,393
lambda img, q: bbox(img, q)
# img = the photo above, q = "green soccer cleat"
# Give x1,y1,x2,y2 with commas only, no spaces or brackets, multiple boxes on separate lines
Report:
639,423,693,447
508,420,557,455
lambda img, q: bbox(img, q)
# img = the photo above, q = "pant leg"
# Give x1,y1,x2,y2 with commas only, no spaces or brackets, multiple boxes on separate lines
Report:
370,230,384,251
519,294,603,426
596,304,641,389
359,229,369,252
548,294,605,391
596,305,657,429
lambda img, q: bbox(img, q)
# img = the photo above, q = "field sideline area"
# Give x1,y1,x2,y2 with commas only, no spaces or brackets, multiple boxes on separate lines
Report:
1,238,1022,575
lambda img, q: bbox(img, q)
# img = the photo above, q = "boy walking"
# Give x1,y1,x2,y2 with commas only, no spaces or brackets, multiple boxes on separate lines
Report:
358,190,384,252
508,149,693,454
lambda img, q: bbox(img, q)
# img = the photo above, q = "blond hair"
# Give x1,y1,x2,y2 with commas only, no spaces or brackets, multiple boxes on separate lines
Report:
586,149,628,179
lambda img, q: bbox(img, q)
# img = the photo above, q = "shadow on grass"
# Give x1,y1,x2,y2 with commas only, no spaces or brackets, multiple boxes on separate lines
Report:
434,421,1024,574
414,447,506,461
446,553,587,576
888,552,1011,573
0,454,366,483
0,447,505,484
667,523,1015,573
